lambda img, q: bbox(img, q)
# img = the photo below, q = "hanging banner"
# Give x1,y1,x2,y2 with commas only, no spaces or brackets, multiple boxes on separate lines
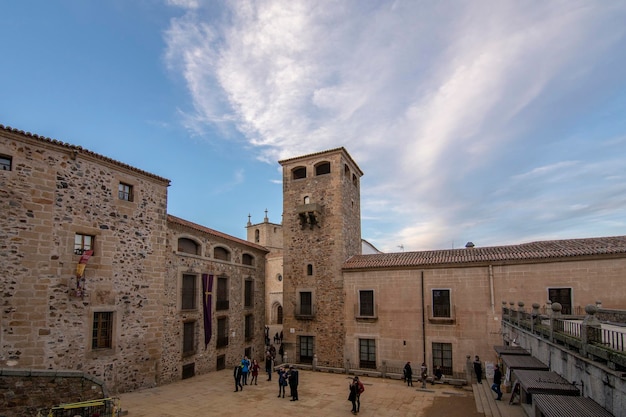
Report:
76,250,94,277
202,274,214,349
74,250,93,297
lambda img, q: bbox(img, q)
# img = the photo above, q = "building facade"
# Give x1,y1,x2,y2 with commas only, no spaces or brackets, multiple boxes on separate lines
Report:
279,148,363,366
343,240,626,377
0,125,268,394
3,124,625,400
161,215,268,385
246,212,284,327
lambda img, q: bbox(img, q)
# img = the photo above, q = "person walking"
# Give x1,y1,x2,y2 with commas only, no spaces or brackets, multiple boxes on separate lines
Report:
278,343,284,362
265,351,273,381
288,365,299,401
355,376,364,413
403,361,413,386
233,364,243,392
250,359,260,385
348,377,359,415
473,355,483,384
277,366,287,398
492,364,503,400
241,356,251,385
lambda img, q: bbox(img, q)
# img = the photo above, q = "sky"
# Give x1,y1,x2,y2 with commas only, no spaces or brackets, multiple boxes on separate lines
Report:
1,0,625,252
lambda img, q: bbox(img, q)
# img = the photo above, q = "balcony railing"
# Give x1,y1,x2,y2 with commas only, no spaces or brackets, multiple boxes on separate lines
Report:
502,302,626,371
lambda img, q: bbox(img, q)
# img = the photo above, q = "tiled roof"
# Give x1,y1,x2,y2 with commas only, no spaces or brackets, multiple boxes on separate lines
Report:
343,236,626,270
1,124,170,184
168,214,269,253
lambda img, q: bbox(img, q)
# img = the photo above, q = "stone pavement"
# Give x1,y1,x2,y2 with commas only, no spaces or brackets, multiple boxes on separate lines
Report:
117,369,482,417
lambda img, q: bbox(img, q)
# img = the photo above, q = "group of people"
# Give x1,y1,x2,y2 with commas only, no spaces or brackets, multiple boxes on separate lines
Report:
264,326,284,347
473,355,502,401
402,361,443,388
347,376,365,414
276,365,299,401
234,351,502,408
233,355,261,391
232,352,299,402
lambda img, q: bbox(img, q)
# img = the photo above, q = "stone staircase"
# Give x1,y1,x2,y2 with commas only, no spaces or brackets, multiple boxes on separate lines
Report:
472,379,526,417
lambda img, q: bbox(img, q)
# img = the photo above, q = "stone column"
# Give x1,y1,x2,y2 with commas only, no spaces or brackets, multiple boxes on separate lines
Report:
550,302,562,343
517,301,525,327
581,304,602,359
531,303,541,333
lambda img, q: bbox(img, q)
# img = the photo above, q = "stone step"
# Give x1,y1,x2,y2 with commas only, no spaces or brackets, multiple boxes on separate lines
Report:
473,381,503,417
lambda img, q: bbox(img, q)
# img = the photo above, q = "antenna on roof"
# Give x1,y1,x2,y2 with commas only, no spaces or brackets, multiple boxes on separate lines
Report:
397,244,404,252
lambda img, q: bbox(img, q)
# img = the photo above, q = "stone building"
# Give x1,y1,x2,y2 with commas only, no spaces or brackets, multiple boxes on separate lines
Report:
343,237,626,377
161,214,268,385
0,125,268,396
2,122,625,404
279,148,363,366
246,212,284,327
274,146,626,378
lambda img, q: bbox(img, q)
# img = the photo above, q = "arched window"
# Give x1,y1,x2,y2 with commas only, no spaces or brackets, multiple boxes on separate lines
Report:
255,229,260,243
178,237,200,255
315,161,331,176
214,246,231,261
352,173,358,186
344,164,350,177
307,264,313,276
242,253,255,266
304,196,310,204
292,166,306,180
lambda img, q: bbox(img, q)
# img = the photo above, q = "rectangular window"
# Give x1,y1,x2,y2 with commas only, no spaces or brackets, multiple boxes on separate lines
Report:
245,315,253,341
74,233,94,255
298,336,314,364
0,155,11,171
299,291,312,315
183,321,195,355
181,274,197,310
432,289,451,318
359,339,376,369
118,182,133,201
92,312,113,349
432,342,453,375
217,317,228,348
548,288,573,315
216,277,229,310
359,290,375,317
244,280,254,308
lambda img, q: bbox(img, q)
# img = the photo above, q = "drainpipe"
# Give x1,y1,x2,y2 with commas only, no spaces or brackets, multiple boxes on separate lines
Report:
421,271,426,361
489,265,495,314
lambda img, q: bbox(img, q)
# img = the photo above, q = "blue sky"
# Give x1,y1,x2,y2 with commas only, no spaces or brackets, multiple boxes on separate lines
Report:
1,1,625,252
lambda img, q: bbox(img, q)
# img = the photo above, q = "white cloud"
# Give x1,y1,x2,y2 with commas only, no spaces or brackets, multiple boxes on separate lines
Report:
164,0,626,251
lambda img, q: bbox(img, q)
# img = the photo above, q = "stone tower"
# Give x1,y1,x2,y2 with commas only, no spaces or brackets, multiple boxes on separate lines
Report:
279,147,363,366
246,210,284,327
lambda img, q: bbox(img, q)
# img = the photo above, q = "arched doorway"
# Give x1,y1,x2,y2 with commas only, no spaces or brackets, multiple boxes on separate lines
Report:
277,305,283,324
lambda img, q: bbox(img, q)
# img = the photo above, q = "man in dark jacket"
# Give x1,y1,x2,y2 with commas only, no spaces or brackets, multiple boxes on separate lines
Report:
491,364,503,400
288,365,299,401
233,365,243,392
403,361,413,386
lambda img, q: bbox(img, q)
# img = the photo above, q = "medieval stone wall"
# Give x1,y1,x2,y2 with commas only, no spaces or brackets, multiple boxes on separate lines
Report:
281,149,362,366
246,219,284,325
160,220,267,385
0,369,107,417
1,129,169,393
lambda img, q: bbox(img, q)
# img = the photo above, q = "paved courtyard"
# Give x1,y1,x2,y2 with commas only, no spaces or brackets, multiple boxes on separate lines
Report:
117,368,484,417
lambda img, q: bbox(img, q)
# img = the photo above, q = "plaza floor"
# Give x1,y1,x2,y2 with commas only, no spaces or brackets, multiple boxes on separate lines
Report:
117,368,524,417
